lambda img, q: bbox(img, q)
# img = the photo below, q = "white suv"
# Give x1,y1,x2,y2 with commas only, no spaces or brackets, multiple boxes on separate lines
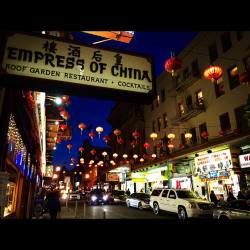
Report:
150,188,214,219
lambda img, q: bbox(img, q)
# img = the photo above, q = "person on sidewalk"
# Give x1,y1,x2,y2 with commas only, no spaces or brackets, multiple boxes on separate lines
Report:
47,189,61,219
210,190,218,206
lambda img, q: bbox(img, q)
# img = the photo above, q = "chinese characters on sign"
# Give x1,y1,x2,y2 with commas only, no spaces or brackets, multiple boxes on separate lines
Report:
1,33,153,94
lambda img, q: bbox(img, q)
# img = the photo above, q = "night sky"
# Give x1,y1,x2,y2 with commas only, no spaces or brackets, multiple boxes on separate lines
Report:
52,31,198,168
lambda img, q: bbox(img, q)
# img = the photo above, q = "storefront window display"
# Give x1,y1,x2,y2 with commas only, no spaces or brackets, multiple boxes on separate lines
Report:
194,149,240,200
4,182,16,217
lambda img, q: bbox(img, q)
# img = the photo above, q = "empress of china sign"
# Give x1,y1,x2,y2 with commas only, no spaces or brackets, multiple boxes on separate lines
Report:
0,33,153,94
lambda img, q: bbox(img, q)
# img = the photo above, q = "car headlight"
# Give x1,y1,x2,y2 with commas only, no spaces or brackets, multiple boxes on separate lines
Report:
189,202,197,209
103,195,108,201
91,195,97,201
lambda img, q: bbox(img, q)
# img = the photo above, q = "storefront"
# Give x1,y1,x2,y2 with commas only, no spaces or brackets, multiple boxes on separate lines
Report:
129,162,169,193
193,148,240,200
239,152,250,188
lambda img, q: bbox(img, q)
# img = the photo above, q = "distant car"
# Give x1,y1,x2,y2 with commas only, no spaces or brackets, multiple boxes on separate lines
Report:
126,193,151,210
213,199,250,219
111,190,127,204
68,192,81,200
87,189,110,205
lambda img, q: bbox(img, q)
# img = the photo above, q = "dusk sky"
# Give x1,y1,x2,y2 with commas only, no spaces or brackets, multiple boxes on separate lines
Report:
52,31,198,168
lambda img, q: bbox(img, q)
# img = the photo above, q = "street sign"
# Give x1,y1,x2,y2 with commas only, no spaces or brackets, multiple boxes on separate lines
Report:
0,32,156,103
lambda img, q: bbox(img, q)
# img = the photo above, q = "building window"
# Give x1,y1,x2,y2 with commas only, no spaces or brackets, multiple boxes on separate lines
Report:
163,113,168,128
199,123,208,143
196,90,204,106
236,31,243,41
235,106,249,132
221,32,232,52
208,42,218,63
186,95,193,111
156,95,160,107
161,89,165,103
190,127,197,144
191,59,200,77
219,112,231,131
157,117,162,132
152,120,156,132
183,67,190,80
228,65,240,89
214,77,225,98
178,103,185,115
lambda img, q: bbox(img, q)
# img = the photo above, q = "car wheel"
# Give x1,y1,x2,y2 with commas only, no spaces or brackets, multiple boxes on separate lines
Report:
126,201,130,208
178,207,187,220
138,202,143,210
153,202,159,215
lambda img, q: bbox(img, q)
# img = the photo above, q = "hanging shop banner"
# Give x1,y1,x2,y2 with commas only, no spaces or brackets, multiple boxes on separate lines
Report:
0,32,154,99
195,149,232,180
239,153,250,169
106,173,119,182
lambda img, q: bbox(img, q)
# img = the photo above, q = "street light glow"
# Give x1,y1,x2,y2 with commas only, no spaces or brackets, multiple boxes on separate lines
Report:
54,97,62,105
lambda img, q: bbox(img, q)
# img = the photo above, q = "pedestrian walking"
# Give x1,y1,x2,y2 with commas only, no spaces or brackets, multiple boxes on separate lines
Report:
47,189,61,219
210,190,218,206
227,191,236,202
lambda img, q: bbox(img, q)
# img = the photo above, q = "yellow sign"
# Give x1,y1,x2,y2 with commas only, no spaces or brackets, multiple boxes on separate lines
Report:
1,33,153,94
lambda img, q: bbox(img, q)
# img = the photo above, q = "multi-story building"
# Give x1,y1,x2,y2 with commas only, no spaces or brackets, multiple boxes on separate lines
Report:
144,31,250,200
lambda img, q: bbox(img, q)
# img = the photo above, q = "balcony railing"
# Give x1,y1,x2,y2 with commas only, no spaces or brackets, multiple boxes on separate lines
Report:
172,102,206,124
176,72,201,92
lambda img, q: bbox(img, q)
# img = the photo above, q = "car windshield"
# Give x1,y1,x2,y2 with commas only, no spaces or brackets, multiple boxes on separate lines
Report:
91,189,105,195
176,190,197,198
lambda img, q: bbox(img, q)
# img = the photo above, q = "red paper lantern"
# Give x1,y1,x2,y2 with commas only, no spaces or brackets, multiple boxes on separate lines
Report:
60,124,67,131
219,130,225,136
201,131,209,138
164,56,182,76
117,137,124,144
103,136,110,144
90,149,96,155
56,138,62,144
144,142,150,149
89,131,95,141
114,129,121,137
132,130,140,140
78,122,87,135
67,144,72,153
79,147,84,153
130,140,137,148
204,65,223,83
239,71,250,85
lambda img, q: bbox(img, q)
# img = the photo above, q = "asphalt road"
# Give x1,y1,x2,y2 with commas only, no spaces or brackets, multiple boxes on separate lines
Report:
59,200,178,219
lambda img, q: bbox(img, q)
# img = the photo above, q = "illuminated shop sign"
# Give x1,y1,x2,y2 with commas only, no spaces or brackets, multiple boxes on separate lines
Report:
106,173,119,182
239,153,250,169
1,33,153,95
195,149,232,174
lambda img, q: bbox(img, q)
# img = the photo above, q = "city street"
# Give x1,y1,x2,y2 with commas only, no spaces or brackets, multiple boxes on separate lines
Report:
38,200,178,219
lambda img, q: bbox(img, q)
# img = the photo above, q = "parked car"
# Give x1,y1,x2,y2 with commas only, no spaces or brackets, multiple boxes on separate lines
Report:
68,191,81,200
87,189,111,205
111,190,127,204
126,193,151,210
213,199,250,219
150,188,214,219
